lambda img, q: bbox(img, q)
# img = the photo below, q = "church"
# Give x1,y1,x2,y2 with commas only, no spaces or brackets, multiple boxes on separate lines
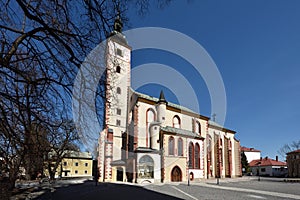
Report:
97,17,242,183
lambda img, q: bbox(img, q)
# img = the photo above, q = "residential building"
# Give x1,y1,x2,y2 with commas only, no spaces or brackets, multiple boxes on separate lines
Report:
97,16,241,183
59,151,93,178
45,151,93,179
241,146,261,162
286,149,300,178
249,156,287,177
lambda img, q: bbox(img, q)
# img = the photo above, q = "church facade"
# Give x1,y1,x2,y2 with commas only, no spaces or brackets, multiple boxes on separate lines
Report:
97,19,242,183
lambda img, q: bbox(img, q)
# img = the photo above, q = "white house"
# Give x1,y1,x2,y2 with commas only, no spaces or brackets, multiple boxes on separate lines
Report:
241,146,261,163
249,156,287,177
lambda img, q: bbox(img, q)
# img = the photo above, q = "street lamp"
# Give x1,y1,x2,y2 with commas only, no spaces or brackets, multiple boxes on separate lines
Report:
187,160,190,186
257,161,261,181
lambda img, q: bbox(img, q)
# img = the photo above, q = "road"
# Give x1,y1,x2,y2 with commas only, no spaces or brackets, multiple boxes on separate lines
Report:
25,178,300,200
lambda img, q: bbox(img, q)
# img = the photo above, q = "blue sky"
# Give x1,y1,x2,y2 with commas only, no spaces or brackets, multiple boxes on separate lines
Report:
125,0,300,160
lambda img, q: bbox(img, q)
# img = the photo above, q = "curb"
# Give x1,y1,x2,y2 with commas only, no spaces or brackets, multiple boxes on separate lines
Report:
284,179,300,183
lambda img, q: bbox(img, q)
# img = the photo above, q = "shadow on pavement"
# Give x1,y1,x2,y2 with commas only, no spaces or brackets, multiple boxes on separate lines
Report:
34,180,183,200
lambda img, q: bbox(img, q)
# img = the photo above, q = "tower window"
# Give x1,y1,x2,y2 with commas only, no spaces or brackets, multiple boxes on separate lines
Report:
116,66,121,73
116,48,123,57
116,119,121,126
117,87,121,94
117,108,121,115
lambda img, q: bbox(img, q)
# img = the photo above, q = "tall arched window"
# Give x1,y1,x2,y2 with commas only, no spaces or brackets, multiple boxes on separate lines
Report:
173,115,181,128
195,121,201,135
168,137,175,155
146,109,155,148
188,142,194,168
178,138,183,156
195,143,200,169
138,155,154,179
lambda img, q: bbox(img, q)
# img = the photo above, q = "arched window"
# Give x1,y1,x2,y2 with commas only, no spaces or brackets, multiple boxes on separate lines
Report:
117,87,121,94
173,115,181,128
146,109,155,148
138,155,154,179
195,143,200,169
116,66,121,73
178,138,183,156
168,137,175,155
188,142,194,168
195,121,201,135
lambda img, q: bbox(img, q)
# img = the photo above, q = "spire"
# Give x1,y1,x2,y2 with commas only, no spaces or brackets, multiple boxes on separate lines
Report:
109,6,128,45
158,90,167,104
113,7,123,33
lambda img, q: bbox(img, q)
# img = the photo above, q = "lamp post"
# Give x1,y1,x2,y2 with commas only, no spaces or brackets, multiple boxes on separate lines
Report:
187,160,190,186
257,161,261,181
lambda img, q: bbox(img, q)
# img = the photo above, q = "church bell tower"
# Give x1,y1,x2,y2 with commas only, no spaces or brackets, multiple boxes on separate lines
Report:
98,14,131,182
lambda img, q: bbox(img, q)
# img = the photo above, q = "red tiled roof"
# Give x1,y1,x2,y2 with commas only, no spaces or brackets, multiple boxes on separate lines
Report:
241,146,261,152
287,149,300,154
249,157,286,167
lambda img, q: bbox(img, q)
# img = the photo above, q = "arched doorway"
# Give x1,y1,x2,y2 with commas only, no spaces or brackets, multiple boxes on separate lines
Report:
171,166,182,182
117,167,123,181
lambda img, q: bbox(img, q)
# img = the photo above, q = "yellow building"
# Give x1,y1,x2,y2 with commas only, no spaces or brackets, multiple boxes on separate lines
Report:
52,151,93,178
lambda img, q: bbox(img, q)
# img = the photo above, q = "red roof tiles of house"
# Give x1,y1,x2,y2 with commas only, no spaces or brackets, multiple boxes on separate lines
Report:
287,149,300,154
249,157,286,167
241,146,261,152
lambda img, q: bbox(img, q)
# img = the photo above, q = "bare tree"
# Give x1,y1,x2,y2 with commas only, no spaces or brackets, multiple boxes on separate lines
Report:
0,0,173,193
278,140,300,160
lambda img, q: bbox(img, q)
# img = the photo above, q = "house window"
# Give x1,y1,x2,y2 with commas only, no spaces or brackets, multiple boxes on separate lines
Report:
116,66,121,73
195,121,201,135
75,170,78,174
116,119,121,126
188,142,194,168
146,109,155,148
178,138,183,156
85,170,88,174
117,87,121,94
173,115,181,128
75,162,79,166
116,48,123,57
168,136,175,155
85,163,88,167
138,155,154,179
195,143,200,169
117,108,121,115
63,162,67,166
261,168,266,172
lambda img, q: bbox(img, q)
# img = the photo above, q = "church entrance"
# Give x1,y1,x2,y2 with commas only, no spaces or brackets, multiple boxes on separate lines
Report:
171,166,182,182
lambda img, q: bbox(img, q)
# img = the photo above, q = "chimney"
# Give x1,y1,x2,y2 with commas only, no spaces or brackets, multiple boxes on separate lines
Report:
265,156,268,160
276,156,278,161
260,157,262,161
